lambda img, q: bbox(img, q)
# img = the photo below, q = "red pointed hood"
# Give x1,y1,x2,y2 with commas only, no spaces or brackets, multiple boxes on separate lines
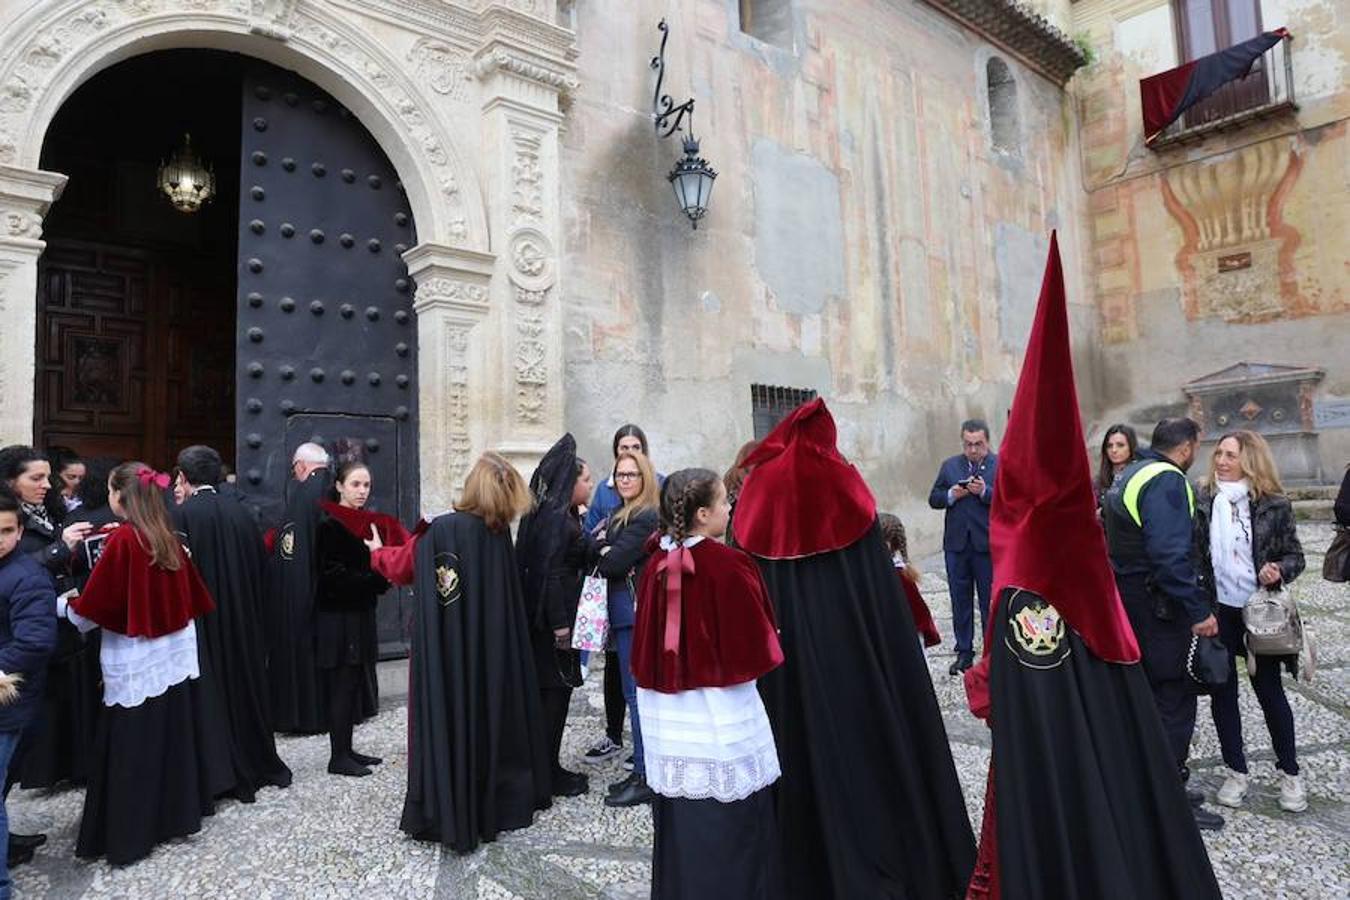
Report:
733,397,877,559
988,233,1139,663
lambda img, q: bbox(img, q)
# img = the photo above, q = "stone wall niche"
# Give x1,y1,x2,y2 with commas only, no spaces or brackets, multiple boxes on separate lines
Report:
1183,361,1326,485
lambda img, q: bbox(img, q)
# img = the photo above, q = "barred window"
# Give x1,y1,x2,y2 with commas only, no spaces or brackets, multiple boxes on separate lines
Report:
751,384,818,440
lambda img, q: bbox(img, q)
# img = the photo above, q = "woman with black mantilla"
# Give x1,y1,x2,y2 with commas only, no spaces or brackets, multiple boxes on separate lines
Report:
400,452,552,852
315,460,409,777
515,434,594,798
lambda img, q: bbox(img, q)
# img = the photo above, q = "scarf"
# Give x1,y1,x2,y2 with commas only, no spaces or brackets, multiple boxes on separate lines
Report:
1210,479,1256,608
22,501,55,534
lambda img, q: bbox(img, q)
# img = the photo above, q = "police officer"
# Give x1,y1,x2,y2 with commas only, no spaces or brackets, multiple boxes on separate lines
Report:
1104,417,1224,831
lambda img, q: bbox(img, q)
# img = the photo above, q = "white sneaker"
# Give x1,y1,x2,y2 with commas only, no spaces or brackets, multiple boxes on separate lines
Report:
1278,773,1307,812
1216,770,1249,808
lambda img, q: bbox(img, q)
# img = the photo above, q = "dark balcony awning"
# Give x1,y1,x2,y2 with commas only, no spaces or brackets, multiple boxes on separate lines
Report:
920,0,1087,86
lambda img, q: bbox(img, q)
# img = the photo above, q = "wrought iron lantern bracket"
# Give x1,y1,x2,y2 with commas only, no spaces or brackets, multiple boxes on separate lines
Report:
650,19,717,230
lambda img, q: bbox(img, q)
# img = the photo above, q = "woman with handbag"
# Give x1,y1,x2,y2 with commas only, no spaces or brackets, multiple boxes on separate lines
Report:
595,451,660,808
1194,430,1307,813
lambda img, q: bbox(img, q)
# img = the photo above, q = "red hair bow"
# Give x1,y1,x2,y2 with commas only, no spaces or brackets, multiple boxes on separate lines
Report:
137,466,171,490
655,545,697,662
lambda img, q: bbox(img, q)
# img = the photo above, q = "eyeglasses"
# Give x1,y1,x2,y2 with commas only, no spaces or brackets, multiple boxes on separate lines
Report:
614,472,642,482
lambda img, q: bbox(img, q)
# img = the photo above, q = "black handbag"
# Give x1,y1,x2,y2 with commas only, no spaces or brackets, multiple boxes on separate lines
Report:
1186,634,1230,693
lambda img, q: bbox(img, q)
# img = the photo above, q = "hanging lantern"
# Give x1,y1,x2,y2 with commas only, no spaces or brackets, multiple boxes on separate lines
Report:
668,136,717,229
157,133,216,213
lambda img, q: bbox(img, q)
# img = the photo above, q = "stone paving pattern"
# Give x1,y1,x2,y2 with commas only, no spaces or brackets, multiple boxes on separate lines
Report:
10,523,1349,898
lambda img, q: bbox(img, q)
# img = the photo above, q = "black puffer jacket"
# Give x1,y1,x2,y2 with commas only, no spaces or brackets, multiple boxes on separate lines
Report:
1194,487,1305,605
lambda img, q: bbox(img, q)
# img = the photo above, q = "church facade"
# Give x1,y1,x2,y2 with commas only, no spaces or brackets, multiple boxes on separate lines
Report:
0,0,1343,551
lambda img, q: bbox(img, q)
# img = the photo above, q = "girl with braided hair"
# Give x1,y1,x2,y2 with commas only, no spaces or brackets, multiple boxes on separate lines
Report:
878,513,941,648
631,469,785,899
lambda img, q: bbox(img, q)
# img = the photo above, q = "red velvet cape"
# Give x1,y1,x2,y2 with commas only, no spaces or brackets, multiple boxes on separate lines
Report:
370,517,431,587
320,500,411,547
71,523,215,639
732,398,876,559
632,536,784,693
899,571,942,648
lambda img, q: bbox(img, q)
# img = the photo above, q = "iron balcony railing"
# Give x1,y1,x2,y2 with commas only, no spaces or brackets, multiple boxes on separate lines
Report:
1151,33,1296,147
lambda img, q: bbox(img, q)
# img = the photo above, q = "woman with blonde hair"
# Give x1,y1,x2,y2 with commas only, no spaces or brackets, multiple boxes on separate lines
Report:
596,450,662,807
1193,430,1307,813
400,452,553,852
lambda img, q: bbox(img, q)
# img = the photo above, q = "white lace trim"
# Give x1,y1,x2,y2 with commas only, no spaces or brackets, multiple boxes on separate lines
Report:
638,682,781,803
98,622,200,708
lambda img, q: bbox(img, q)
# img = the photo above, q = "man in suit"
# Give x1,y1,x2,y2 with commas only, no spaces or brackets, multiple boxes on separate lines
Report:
928,419,998,674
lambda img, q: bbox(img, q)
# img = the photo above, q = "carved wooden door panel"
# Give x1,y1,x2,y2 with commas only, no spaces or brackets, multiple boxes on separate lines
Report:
36,241,236,467
235,63,419,656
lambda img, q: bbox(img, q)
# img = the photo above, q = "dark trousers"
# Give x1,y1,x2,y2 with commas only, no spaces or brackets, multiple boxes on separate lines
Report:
945,547,992,654
1117,576,1197,771
541,687,573,775
1210,605,1299,775
324,664,362,762
603,650,625,745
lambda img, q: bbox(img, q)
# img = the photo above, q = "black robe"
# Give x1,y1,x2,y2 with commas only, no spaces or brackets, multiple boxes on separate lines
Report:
752,525,976,899
401,512,552,852
982,587,1222,899
174,488,293,799
265,469,331,734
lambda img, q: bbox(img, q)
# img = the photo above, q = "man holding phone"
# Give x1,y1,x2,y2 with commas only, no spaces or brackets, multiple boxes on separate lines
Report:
928,419,998,674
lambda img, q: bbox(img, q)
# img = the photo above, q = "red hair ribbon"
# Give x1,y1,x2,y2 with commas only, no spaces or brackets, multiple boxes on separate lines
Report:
137,466,171,490
655,544,696,662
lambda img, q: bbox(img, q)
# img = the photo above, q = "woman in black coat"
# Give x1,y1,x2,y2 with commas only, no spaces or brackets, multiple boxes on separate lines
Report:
515,435,595,798
1194,430,1306,814
314,461,408,777
0,446,98,798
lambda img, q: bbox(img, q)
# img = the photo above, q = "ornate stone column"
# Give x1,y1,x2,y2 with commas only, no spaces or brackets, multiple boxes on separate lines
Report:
406,241,495,512
0,164,66,446
474,5,576,478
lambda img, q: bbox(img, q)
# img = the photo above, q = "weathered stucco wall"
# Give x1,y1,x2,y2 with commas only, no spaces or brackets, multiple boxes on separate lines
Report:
1072,0,1349,477
561,0,1093,553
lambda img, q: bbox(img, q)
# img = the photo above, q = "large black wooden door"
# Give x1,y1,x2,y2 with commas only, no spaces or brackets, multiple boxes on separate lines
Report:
235,63,418,656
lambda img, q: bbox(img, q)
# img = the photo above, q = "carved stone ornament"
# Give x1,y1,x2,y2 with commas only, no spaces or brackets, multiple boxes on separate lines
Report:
506,227,555,292
510,127,544,229
445,324,474,488
414,276,489,310
409,39,472,102
0,0,481,244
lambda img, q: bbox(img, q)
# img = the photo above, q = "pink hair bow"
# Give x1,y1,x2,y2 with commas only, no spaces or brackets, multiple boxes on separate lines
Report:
137,466,171,490
655,545,696,662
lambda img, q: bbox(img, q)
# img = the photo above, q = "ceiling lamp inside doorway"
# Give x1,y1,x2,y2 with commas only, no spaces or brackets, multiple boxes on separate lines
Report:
157,133,216,213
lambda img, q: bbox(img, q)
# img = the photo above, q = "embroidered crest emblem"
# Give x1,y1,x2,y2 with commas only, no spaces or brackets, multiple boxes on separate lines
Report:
1004,588,1070,669
434,552,462,607
279,526,296,561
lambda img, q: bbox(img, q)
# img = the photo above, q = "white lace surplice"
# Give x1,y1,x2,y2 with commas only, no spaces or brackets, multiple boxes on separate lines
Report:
67,604,200,708
638,681,781,803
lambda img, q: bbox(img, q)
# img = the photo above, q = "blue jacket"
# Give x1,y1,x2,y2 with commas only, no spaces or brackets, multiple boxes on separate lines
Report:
0,549,58,734
927,452,998,553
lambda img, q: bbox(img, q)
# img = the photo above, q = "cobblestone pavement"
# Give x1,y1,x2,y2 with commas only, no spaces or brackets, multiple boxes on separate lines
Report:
10,523,1349,898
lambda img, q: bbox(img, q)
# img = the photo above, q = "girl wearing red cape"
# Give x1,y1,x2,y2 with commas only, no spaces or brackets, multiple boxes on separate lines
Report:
57,463,233,865
632,468,785,899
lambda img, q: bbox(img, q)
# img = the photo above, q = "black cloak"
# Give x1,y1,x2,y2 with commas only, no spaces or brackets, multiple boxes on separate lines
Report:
265,468,331,734
401,511,552,852
515,434,584,688
174,487,293,798
978,587,1222,899
753,524,976,899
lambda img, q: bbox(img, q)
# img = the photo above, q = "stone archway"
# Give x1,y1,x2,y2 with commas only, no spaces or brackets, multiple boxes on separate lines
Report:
0,0,576,510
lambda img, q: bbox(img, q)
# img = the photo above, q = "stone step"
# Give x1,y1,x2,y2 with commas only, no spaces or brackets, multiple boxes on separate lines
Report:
1287,484,1338,501
1293,498,1334,522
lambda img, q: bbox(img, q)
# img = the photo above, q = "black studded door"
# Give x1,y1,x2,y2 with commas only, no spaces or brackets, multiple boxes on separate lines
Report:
236,63,418,657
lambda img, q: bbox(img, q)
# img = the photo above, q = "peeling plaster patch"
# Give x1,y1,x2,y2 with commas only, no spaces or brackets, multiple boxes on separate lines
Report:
731,346,833,398
993,223,1048,352
801,314,822,356
898,238,931,340
700,290,721,312
751,139,846,316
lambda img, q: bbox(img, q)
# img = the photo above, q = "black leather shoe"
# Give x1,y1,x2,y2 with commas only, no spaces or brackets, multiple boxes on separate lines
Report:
328,756,373,777
7,844,35,868
948,656,963,676
552,769,589,798
1192,805,1224,831
604,775,655,808
349,750,383,767
953,652,974,674
607,772,637,797
8,833,46,850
